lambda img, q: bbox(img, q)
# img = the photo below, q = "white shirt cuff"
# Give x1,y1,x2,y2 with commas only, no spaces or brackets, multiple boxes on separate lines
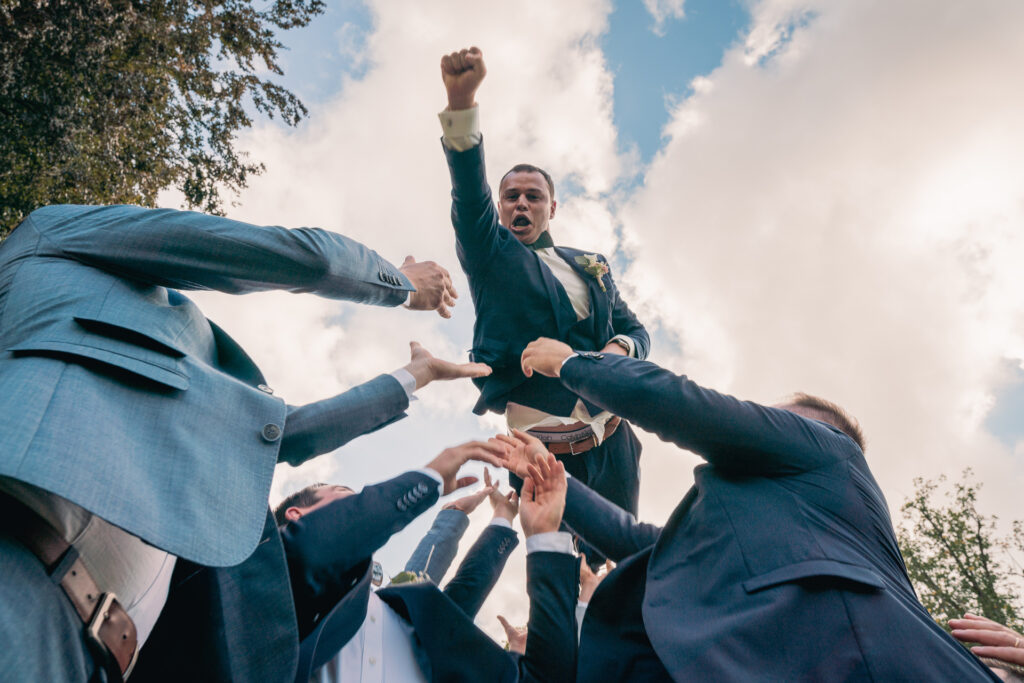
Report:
389,367,418,401
525,531,575,555
560,352,579,368
438,105,481,152
488,517,513,530
416,468,444,495
609,334,636,357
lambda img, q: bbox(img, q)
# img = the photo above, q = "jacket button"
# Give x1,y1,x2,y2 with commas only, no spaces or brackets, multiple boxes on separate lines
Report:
257,384,274,395
261,424,282,442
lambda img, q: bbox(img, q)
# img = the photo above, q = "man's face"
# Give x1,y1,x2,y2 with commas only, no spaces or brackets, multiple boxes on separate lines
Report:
498,171,556,245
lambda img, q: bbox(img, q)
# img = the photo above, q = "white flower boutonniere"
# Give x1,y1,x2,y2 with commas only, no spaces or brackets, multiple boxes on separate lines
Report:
574,254,609,291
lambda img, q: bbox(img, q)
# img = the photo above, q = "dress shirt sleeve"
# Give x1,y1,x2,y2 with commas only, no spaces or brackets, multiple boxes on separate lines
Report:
525,531,575,555
438,106,481,152
489,517,513,530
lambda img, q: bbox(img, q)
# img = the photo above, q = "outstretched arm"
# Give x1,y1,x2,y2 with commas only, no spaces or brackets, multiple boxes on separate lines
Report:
439,47,509,268
521,338,855,476
280,342,491,466
518,455,580,683
25,204,459,316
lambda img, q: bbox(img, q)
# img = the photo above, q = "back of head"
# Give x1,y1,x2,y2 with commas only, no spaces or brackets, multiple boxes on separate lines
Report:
789,392,866,451
273,482,327,526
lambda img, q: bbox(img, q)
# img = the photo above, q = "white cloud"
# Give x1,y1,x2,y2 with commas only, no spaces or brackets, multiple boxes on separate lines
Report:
622,0,1024,523
644,0,686,36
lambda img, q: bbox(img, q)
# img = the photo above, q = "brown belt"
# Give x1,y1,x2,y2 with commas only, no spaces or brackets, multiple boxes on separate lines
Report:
0,492,138,680
527,416,621,455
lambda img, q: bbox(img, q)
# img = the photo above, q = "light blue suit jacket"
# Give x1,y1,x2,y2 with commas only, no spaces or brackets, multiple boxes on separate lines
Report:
0,204,414,566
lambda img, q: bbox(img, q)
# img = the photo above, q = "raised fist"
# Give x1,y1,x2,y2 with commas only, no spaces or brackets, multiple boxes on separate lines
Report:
441,46,486,110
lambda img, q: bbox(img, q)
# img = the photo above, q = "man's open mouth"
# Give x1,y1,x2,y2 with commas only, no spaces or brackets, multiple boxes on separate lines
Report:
511,216,531,228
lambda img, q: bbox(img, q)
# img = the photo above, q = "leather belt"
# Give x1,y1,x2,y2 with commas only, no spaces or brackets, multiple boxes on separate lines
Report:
0,492,138,680
528,416,621,455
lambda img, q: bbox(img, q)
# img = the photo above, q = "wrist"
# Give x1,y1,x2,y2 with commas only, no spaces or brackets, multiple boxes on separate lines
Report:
446,96,475,111
404,359,431,390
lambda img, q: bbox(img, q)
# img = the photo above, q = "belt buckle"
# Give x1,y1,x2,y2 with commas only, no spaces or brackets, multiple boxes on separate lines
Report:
568,434,597,456
85,592,138,679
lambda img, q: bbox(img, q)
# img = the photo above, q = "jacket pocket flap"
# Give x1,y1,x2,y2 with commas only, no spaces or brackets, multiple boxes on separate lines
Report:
742,560,886,594
73,315,186,357
9,340,190,390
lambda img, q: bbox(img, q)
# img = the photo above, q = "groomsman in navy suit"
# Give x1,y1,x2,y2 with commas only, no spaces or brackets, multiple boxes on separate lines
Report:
438,47,651,554
511,337,1000,682
283,446,579,682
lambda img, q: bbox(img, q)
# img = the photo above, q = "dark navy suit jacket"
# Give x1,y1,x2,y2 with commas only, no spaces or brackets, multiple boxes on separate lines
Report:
289,471,579,682
444,140,649,416
555,353,998,682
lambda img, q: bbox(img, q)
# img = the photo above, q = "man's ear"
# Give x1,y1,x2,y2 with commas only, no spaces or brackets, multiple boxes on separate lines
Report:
285,506,304,522
550,199,557,219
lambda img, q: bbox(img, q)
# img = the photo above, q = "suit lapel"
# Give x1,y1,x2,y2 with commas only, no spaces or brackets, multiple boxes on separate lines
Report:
556,247,609,331
531,248,576,337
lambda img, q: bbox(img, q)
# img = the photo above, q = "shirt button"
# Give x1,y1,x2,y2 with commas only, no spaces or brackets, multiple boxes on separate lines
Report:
370,615,376,623
369,657,377,666
261,424,282,442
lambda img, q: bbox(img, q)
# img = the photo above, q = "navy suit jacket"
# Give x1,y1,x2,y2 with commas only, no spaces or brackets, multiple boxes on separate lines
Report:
289,471,579,682
556,353,998,682
0,204,413,566
445,140,649,416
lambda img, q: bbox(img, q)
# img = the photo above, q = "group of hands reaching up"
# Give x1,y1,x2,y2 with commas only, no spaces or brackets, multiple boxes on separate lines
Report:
425,428,616,654
423,428,563,537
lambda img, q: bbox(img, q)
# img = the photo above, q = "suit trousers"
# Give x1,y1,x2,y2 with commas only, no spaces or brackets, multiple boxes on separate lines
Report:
0,531,105,682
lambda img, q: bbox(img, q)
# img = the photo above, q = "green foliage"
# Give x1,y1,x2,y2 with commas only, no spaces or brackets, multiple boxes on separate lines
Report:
897,469,1024,632
0,0,325,239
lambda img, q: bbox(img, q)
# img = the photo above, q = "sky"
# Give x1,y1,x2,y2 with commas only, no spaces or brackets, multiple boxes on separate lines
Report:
163,0,1024,643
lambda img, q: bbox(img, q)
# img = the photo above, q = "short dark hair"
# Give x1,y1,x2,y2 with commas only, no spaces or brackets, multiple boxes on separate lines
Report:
501,163,555,198
789,392,866,451
273,482,328,526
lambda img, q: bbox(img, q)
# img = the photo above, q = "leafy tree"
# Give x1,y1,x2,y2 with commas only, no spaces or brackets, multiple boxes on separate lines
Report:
897,469,1024,632
0,0,325,239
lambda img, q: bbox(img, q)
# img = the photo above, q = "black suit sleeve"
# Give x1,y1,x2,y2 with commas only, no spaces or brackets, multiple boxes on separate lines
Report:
444,139,510,271
519,551,581,683
281,471,438,637
561,477,662,562
560,354,860,476
442,523,519,619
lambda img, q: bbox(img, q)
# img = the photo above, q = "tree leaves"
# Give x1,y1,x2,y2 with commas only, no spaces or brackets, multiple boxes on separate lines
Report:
0,0,325,238
897,469,1024,634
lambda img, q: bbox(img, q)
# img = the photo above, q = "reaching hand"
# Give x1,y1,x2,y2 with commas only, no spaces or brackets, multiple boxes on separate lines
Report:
519,454,567,537
399,256,458,318
440,46,486,111
403,341,490,390
426,441,505,495
520,337,574,378
579,555,614,603
485,468,519,522
442,475,496,514
497,615,527,654
493,429,547,479
950,614,1024,669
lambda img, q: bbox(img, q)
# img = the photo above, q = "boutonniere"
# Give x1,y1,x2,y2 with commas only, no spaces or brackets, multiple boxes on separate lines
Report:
389,570,431,586
574,254,609,291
